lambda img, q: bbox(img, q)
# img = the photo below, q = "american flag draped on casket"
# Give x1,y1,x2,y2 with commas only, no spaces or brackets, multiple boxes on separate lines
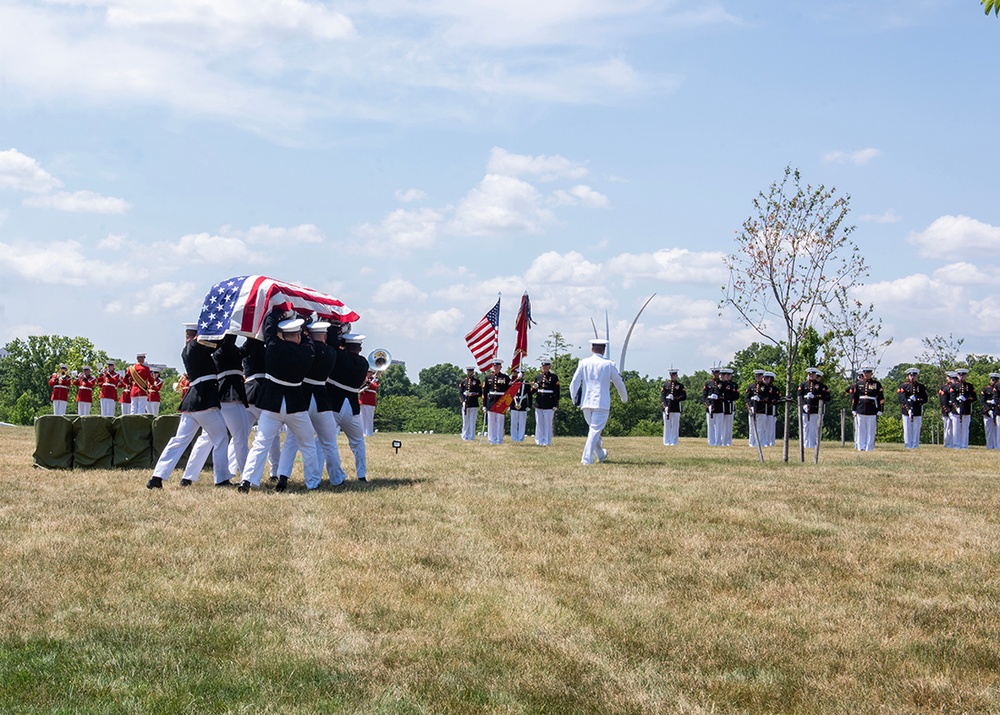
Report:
196,275,361,341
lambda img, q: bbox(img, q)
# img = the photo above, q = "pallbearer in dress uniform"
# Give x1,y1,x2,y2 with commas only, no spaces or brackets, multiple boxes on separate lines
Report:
509,371,531,442
48,364,71,416
982,373,1000,450
532,358,560,446
73,365,96,416
947,368,976,449
147,323,231,489
238,309,318,492
483,358,511,445
661,368,686,446
851,366,883,451
459,366,483,441
569,338,628,464
897,367,928,449
745,369,766,448
241,337,281,480
327,333,370,483
99,361,119,417
799,368,831,449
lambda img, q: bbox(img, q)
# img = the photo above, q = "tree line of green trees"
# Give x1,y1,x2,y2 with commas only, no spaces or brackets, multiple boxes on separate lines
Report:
4,331,999,446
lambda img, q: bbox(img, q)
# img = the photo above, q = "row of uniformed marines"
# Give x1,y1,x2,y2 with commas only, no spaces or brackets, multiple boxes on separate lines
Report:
458,358,562,445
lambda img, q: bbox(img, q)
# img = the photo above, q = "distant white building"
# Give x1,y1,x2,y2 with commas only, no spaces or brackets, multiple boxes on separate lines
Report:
0,348,7,361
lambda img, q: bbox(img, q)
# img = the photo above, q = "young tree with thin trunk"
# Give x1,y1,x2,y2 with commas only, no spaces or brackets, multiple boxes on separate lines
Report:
721,166,868,462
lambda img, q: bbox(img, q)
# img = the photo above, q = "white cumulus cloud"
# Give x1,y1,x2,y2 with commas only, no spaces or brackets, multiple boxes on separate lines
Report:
908,215,1000,260
448,174,553,236
486,147,588,181
606,248,727,287
0,148,63,193
23,190,131,214
823,148,881,165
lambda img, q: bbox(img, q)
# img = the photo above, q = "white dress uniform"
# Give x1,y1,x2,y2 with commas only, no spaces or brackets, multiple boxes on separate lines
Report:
569,341,628,465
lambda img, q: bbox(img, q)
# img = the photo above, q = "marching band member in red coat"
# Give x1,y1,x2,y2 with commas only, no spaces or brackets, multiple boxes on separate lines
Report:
147,368,163,416
120,372,133,415
359,369,378,437
128,353,154,414
49,363,72,416
72,365,97,416
99,361,119,416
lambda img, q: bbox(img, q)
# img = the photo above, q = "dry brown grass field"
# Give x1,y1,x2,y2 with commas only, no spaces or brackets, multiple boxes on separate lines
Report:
1,424,999,714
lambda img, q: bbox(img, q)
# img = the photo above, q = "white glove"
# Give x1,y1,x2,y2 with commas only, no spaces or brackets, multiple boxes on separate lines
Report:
709,394,718,400
751,395,759,402
877,411,882,416
909,395,916,402
806,392,814,399
803,405,810,414
852,411,857,417
958,395,966,402
989,400,996,405
665,394,673,400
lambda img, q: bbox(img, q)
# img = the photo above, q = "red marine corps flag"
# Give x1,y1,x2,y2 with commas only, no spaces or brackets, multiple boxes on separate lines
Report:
510,292,534,372
489,380,524,414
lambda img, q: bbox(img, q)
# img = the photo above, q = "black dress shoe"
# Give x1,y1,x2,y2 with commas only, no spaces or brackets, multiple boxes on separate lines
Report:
358,477,367,482
268,475,279,482
215,479,234,488
237,480,251,493
180,478,192,487
275,475,288,493
146,477,163,489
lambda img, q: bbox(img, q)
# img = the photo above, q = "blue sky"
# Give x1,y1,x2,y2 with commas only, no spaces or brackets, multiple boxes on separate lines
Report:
1,0,998,381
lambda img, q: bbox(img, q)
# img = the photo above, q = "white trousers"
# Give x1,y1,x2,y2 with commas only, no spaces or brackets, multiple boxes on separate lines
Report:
147,402,160,416
762,414,776,446
243,404,318,487
801,412,820,449
950,414,970,449
486,410,505,444
719,413,734,446
132,396,147,414
747,413,765,447
942,415,954,448
332,402,366,481
461,407,479,440
581,407,609,464
360,404,375,437
510,410,527,442
121,403,132,415
152,408,229,482
902,414,922,449
534,408,554,445
76,401,92,416
52,400,67,416
100,398,116,417
280,400,342,487
856,414,877,451
984,415,998,450
663,411,680,446
706,412,718,446
247,406,283,477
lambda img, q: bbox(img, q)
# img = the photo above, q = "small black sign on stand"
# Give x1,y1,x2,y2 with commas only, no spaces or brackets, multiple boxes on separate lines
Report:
392,440,402,454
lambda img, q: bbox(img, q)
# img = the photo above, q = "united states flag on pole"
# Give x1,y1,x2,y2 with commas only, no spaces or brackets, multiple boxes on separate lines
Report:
196,276,361,342
465,297,501,371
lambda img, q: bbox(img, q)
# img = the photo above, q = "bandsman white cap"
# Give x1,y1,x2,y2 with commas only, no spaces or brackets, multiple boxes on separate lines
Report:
307,321,332,333
59,363,68,369
342,333,366,344
183,322,198,331
278,317,305,333
136,352,146,358
81,364,91,370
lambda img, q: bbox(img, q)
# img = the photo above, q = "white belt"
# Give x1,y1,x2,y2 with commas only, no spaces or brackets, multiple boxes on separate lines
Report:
101,382,116,388
189,373,219,387
537,389,554,393
327,378,361,393
265,373,302,388
859,396,877,400
218,369,243,378
303,378,326,386
77,387,92,392
489,391,505,395
245,373,265,382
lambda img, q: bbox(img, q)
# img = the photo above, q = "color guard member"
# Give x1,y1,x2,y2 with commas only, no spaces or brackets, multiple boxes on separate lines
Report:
897,368,928,449
460,366,483,441
532,358,560,446
661,368,686,446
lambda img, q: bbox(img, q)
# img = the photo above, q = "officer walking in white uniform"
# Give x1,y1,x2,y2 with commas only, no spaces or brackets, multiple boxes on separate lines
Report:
569,339,628,465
